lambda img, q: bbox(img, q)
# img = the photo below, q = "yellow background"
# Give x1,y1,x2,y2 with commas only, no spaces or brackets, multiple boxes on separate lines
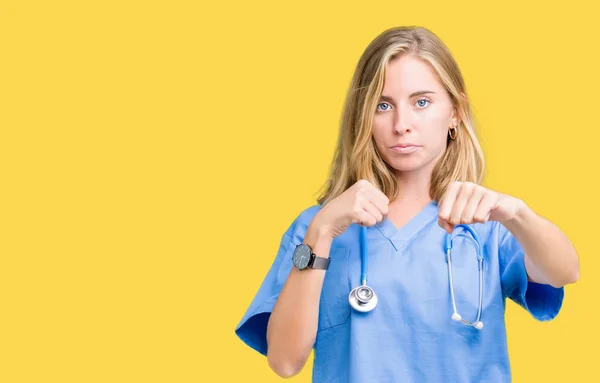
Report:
1,0,597,382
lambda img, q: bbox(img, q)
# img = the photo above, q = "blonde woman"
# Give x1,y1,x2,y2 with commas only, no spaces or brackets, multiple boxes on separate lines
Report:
235,26,579,382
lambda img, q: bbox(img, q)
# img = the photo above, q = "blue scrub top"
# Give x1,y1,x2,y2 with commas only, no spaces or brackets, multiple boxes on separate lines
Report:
235,201,564,382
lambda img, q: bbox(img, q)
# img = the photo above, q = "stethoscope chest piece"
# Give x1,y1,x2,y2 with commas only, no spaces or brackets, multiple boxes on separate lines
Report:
349,284,378,312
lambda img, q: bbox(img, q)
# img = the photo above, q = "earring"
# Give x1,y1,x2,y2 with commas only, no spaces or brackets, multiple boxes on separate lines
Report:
449,125,457,140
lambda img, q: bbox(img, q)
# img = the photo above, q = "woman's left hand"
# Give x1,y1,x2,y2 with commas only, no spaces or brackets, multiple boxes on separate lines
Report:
437,181,525,233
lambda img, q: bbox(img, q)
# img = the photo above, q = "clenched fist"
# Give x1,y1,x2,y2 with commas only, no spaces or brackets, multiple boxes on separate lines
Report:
437,181,525,233
315,179,390,239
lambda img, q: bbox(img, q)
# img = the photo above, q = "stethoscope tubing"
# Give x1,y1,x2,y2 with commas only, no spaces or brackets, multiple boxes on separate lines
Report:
349,223,485,330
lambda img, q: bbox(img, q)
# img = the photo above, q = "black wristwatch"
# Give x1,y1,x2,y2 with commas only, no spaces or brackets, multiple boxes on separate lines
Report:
292,243,330,270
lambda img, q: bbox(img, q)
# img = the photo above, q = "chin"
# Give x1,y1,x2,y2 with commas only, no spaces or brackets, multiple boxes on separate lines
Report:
385,158,425,173
391,165,423,173
383,149,442,175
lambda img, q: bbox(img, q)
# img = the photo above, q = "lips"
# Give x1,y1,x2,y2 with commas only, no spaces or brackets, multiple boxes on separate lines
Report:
390,144,421,154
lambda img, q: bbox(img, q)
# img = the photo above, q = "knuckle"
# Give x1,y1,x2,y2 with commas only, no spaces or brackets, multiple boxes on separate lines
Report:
463,182,475,193
355,192,364,203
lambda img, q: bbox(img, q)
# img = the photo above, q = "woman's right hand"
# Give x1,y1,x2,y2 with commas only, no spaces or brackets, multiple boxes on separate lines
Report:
315,179,390,239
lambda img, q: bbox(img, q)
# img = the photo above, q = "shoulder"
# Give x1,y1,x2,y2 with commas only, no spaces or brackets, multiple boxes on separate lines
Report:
445,220,506,248
473,220,518,249
456,220,522,263
296,204,323,225
283,203,323,239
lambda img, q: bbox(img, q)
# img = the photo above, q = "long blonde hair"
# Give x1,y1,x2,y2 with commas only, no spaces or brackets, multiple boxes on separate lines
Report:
316,26,485,206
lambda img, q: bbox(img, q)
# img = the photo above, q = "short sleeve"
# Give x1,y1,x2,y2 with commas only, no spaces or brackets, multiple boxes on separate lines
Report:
498,223,564,321
234,208,314,356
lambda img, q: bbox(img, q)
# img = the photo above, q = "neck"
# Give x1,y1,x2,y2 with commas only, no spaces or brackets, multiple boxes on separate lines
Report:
390,148,445,206
390,170,433,207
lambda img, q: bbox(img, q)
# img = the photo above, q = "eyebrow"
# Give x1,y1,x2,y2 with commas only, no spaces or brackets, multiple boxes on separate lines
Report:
380,91,436,102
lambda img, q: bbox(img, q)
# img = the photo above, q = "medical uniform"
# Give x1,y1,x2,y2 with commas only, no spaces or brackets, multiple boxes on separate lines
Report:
235,200,564,382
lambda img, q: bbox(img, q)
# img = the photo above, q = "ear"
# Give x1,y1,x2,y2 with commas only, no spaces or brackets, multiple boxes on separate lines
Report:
450,92,466,126
450,107,459,127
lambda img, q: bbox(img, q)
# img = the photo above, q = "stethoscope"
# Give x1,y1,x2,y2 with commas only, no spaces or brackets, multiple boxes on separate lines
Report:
348,224,485,330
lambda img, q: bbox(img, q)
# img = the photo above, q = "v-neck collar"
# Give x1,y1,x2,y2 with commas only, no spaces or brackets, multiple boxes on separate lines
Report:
367,200,439,251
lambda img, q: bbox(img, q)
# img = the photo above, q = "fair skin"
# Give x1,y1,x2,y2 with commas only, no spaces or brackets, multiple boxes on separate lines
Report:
372,53,456,227
265,53,579,378
372,54,579,287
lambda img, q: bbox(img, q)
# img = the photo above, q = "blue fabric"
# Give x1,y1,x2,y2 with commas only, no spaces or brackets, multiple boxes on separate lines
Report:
235,201,564,382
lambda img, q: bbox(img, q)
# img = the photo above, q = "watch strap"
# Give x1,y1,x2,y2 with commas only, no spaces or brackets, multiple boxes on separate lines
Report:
311,255,330,270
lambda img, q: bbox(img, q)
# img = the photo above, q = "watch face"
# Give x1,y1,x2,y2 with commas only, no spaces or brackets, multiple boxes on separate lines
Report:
293,244,312,269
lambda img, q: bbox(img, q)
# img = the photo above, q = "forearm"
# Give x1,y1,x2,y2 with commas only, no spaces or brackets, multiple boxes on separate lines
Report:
266,221,332,378
502,200,579,288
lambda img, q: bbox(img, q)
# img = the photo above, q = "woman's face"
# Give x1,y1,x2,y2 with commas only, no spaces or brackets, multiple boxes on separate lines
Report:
372,54,458,177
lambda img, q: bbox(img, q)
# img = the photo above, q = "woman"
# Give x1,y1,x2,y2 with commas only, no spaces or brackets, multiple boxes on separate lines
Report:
235,26,579,382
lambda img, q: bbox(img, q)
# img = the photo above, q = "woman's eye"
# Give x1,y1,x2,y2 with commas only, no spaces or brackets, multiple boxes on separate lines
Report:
416,98,430,108
377,102,391,112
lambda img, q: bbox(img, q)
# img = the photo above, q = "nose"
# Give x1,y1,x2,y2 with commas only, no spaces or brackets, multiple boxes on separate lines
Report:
393,106,412,135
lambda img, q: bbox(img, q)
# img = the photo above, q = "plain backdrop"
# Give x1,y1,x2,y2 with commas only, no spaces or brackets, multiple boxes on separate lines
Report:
1,0,597,382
